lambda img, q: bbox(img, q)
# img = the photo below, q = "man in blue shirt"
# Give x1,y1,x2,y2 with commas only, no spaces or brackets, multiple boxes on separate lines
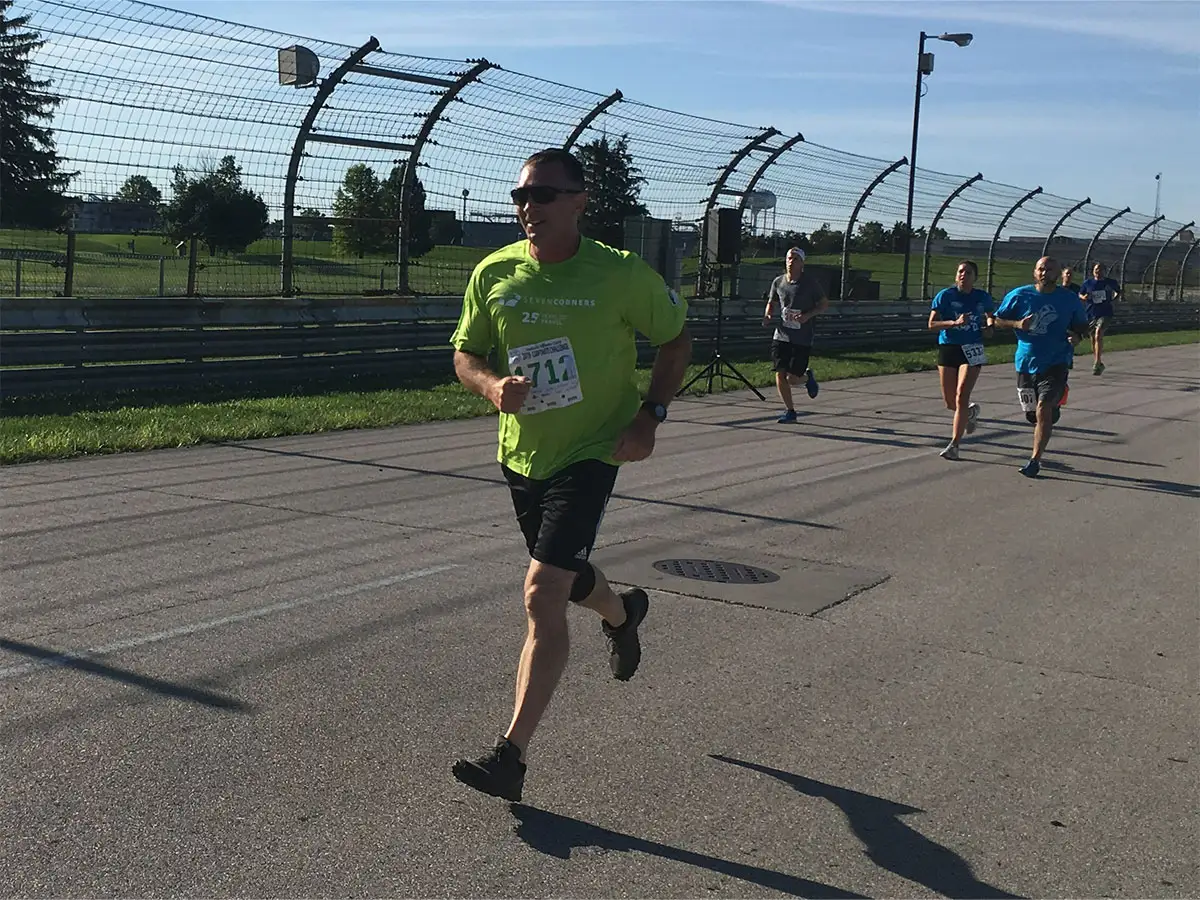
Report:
992,255,1089,478
1078,262,1122,375
928,259,994,460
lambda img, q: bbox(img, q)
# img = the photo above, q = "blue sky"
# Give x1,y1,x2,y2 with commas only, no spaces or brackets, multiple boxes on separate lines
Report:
160,0,1199,223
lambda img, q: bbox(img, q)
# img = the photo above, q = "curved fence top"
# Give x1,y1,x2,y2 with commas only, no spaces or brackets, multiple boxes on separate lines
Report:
7,0,1196,302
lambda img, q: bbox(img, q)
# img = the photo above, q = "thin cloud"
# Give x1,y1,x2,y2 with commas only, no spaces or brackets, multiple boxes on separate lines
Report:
779,0,1200,58
168,1,670,50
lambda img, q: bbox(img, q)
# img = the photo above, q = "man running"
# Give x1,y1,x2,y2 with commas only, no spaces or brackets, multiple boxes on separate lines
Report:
762,247,828,423
991,255,1088,477
1060,265,1081,297
1079,262,1122,375
928,259,994,459
449,148,692,801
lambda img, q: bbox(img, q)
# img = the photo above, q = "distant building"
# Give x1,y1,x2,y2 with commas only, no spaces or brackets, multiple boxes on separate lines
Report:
462,218,525,248
68,198,162,234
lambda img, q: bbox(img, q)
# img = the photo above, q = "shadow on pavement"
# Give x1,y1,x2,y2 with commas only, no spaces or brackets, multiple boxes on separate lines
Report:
510,803,866,899
0,636,251,712
710,755,1024,900
226,444,840,531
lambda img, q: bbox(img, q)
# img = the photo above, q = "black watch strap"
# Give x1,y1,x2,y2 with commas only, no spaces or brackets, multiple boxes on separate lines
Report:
641,400,668,423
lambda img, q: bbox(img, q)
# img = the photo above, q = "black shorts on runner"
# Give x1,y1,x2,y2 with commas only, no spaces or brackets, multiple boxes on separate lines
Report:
1017,365,1069,415
501,457,618,574
938,344,974,368
771,340,811,376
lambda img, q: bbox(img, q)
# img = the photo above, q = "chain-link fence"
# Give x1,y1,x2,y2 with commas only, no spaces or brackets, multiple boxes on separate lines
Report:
3,0,1196,302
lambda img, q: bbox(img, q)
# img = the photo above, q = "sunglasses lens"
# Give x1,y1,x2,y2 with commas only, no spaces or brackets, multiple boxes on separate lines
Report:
511,186,564,205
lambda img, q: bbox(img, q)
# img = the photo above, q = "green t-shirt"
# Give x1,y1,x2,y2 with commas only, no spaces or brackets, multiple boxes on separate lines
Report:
450,237,688,479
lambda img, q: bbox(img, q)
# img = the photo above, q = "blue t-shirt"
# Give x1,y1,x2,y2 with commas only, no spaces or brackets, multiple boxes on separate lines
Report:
1080,277,1120,320
995,284,1088,374
931,287,994,345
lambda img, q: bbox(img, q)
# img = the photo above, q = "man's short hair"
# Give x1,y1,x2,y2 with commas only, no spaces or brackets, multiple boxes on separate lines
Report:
958,259,978,277
786,247,806,261
522,149,585,189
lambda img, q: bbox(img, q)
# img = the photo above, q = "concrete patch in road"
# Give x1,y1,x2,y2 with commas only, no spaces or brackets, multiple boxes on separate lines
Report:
593,536,888,616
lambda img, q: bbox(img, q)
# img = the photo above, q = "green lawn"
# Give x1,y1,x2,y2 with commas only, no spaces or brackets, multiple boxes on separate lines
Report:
0,230,492,298
3,228,1053,301
3,329,1195,465
738,252,1040,300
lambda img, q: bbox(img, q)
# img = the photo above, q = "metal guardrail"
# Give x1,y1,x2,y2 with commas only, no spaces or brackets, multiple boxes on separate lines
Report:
2,298,1197,399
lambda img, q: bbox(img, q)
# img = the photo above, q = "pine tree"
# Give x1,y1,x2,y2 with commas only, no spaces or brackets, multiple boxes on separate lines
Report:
0,0,73,227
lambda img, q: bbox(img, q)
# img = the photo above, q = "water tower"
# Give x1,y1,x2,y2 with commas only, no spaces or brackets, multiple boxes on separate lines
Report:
744,189,777,234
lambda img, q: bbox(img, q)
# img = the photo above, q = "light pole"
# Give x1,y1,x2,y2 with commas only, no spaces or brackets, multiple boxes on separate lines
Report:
461,188,469,246
1153,173,1161,240
900,30,973,301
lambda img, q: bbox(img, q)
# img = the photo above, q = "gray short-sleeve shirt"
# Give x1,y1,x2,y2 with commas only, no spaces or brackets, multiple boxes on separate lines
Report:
770,272,826,345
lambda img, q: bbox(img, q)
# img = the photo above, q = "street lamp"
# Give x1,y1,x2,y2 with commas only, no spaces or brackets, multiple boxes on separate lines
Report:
461,189,469,246
1153,173,1161,240
900,31,973,301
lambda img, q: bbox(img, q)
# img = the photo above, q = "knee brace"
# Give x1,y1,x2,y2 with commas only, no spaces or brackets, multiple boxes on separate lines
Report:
567,562,597,604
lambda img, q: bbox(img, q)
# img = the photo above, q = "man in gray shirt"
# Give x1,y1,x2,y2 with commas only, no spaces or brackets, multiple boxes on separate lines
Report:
762,247,829,423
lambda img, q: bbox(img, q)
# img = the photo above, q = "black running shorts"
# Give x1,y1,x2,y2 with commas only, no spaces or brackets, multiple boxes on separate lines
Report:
938,344,969,368
771,340,811,376
501,458,619,573
1016,365,1069,414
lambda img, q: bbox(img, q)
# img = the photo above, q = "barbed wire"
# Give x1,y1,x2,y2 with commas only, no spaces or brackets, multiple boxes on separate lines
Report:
1,0,1194,300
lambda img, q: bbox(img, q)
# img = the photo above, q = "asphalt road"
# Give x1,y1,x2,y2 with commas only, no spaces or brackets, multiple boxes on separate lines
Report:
2,345,1197,899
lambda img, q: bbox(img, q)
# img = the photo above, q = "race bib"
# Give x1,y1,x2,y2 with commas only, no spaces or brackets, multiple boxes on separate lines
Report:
1090,290,1107,303
783,309,806,325
1017,387,1036,413
962,343,986,366
507,337,583,415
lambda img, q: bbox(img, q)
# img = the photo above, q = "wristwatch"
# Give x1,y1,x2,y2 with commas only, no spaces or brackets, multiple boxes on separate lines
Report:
640,400,668,423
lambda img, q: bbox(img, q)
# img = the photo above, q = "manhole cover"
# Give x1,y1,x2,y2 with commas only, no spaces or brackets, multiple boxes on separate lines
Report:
652,558,780,585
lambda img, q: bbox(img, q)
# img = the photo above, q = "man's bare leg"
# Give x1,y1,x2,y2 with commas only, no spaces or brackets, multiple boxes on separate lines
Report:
776,371,794,411
575,564,626,627
1032,400,1053,461
504,560,574,758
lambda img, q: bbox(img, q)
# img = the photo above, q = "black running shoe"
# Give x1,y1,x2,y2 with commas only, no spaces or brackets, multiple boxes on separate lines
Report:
452,738,526,801
603,588,649,681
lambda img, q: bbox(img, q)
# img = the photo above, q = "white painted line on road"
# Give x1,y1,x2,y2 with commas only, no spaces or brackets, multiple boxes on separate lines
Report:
0,564,459,681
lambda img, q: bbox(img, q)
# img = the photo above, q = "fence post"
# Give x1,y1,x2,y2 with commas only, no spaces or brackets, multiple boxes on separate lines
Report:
1176,239,1199,300
13,255,22,297
64,231,77,297
986,186,1042,297
1040,197,1090,260
398,59,494,296
1119,215,1164,289
158,257,166,296
921,172,981,303
696,127,780,298
1085,207,1130,275
840,157,906,302
280,37,381,297
186,237,199,297
563,90,623,150
1150,221,1195,301
728,132,804,299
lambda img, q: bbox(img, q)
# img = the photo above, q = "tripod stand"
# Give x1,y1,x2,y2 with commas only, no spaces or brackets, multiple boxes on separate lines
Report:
677,264,765,400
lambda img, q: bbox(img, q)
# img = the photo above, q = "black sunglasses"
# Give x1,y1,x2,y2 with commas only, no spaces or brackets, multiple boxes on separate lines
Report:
510,185,583,206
